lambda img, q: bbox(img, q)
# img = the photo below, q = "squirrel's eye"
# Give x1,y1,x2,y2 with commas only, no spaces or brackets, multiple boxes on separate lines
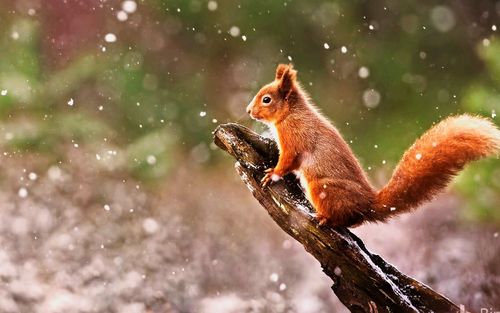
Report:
262,96,272,104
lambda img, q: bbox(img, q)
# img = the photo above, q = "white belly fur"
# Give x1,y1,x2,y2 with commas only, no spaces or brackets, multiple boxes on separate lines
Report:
267,124,313,201
294,170,311,200
294,152,313,201
266,123,281,151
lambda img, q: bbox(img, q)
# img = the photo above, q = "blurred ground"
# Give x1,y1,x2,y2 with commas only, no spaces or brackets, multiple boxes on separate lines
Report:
0,148,498,313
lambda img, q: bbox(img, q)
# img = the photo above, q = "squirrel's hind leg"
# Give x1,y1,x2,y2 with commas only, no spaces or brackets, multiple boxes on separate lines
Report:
308,179,374,227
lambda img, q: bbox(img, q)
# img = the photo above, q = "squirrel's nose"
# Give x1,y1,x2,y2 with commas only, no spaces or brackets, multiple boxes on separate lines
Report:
246,103,252,114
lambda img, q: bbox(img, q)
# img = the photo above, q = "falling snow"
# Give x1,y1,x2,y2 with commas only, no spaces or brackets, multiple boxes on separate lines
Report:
362,89,381,108
0,2,497,311
146,155,157,165
122,0,137,14
229,26,240,37
18,187,28,198
358,66,370,79
117,11,128,21
142,218,159,234
430,6,456,33
334,267,342,276
207,1,218,11
270,273,279,282
104,33,117,43
47,166,62,181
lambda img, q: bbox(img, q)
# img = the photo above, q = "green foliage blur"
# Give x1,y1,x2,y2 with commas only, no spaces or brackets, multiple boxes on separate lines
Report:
0,1,499,222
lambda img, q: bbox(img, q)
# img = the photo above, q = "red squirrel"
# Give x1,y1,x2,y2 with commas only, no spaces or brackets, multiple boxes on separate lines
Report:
246,64,500,227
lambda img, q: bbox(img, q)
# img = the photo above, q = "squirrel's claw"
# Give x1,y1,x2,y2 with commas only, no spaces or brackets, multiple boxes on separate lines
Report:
261,173,272,187
261,168,275,187
317,215,329,226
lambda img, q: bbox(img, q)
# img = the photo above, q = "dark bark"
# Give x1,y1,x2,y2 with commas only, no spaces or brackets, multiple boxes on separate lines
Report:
213,123,460,313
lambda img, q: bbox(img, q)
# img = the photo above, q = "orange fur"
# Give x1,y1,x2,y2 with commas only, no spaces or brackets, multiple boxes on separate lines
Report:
374,115,500,220
247,64,500,227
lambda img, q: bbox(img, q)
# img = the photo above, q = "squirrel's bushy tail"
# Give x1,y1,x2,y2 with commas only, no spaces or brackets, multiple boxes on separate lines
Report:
372,114,500,221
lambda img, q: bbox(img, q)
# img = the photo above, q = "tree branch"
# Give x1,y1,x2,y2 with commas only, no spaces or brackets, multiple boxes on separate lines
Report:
213,123,460,313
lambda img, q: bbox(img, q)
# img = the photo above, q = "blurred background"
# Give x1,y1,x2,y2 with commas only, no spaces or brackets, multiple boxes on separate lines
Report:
0,0,499,312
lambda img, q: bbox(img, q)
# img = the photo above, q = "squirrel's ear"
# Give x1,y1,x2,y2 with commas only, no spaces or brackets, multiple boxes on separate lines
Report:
275,64,289,80
277,65,297,98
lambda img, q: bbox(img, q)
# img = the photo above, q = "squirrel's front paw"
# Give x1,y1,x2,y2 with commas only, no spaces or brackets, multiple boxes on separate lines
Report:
261,168,281,187
316,214,329,226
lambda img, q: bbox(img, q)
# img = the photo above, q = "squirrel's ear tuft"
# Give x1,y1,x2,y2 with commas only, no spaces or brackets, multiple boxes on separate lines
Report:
275,64,289,80
275,63,296,80
277,64,297,98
